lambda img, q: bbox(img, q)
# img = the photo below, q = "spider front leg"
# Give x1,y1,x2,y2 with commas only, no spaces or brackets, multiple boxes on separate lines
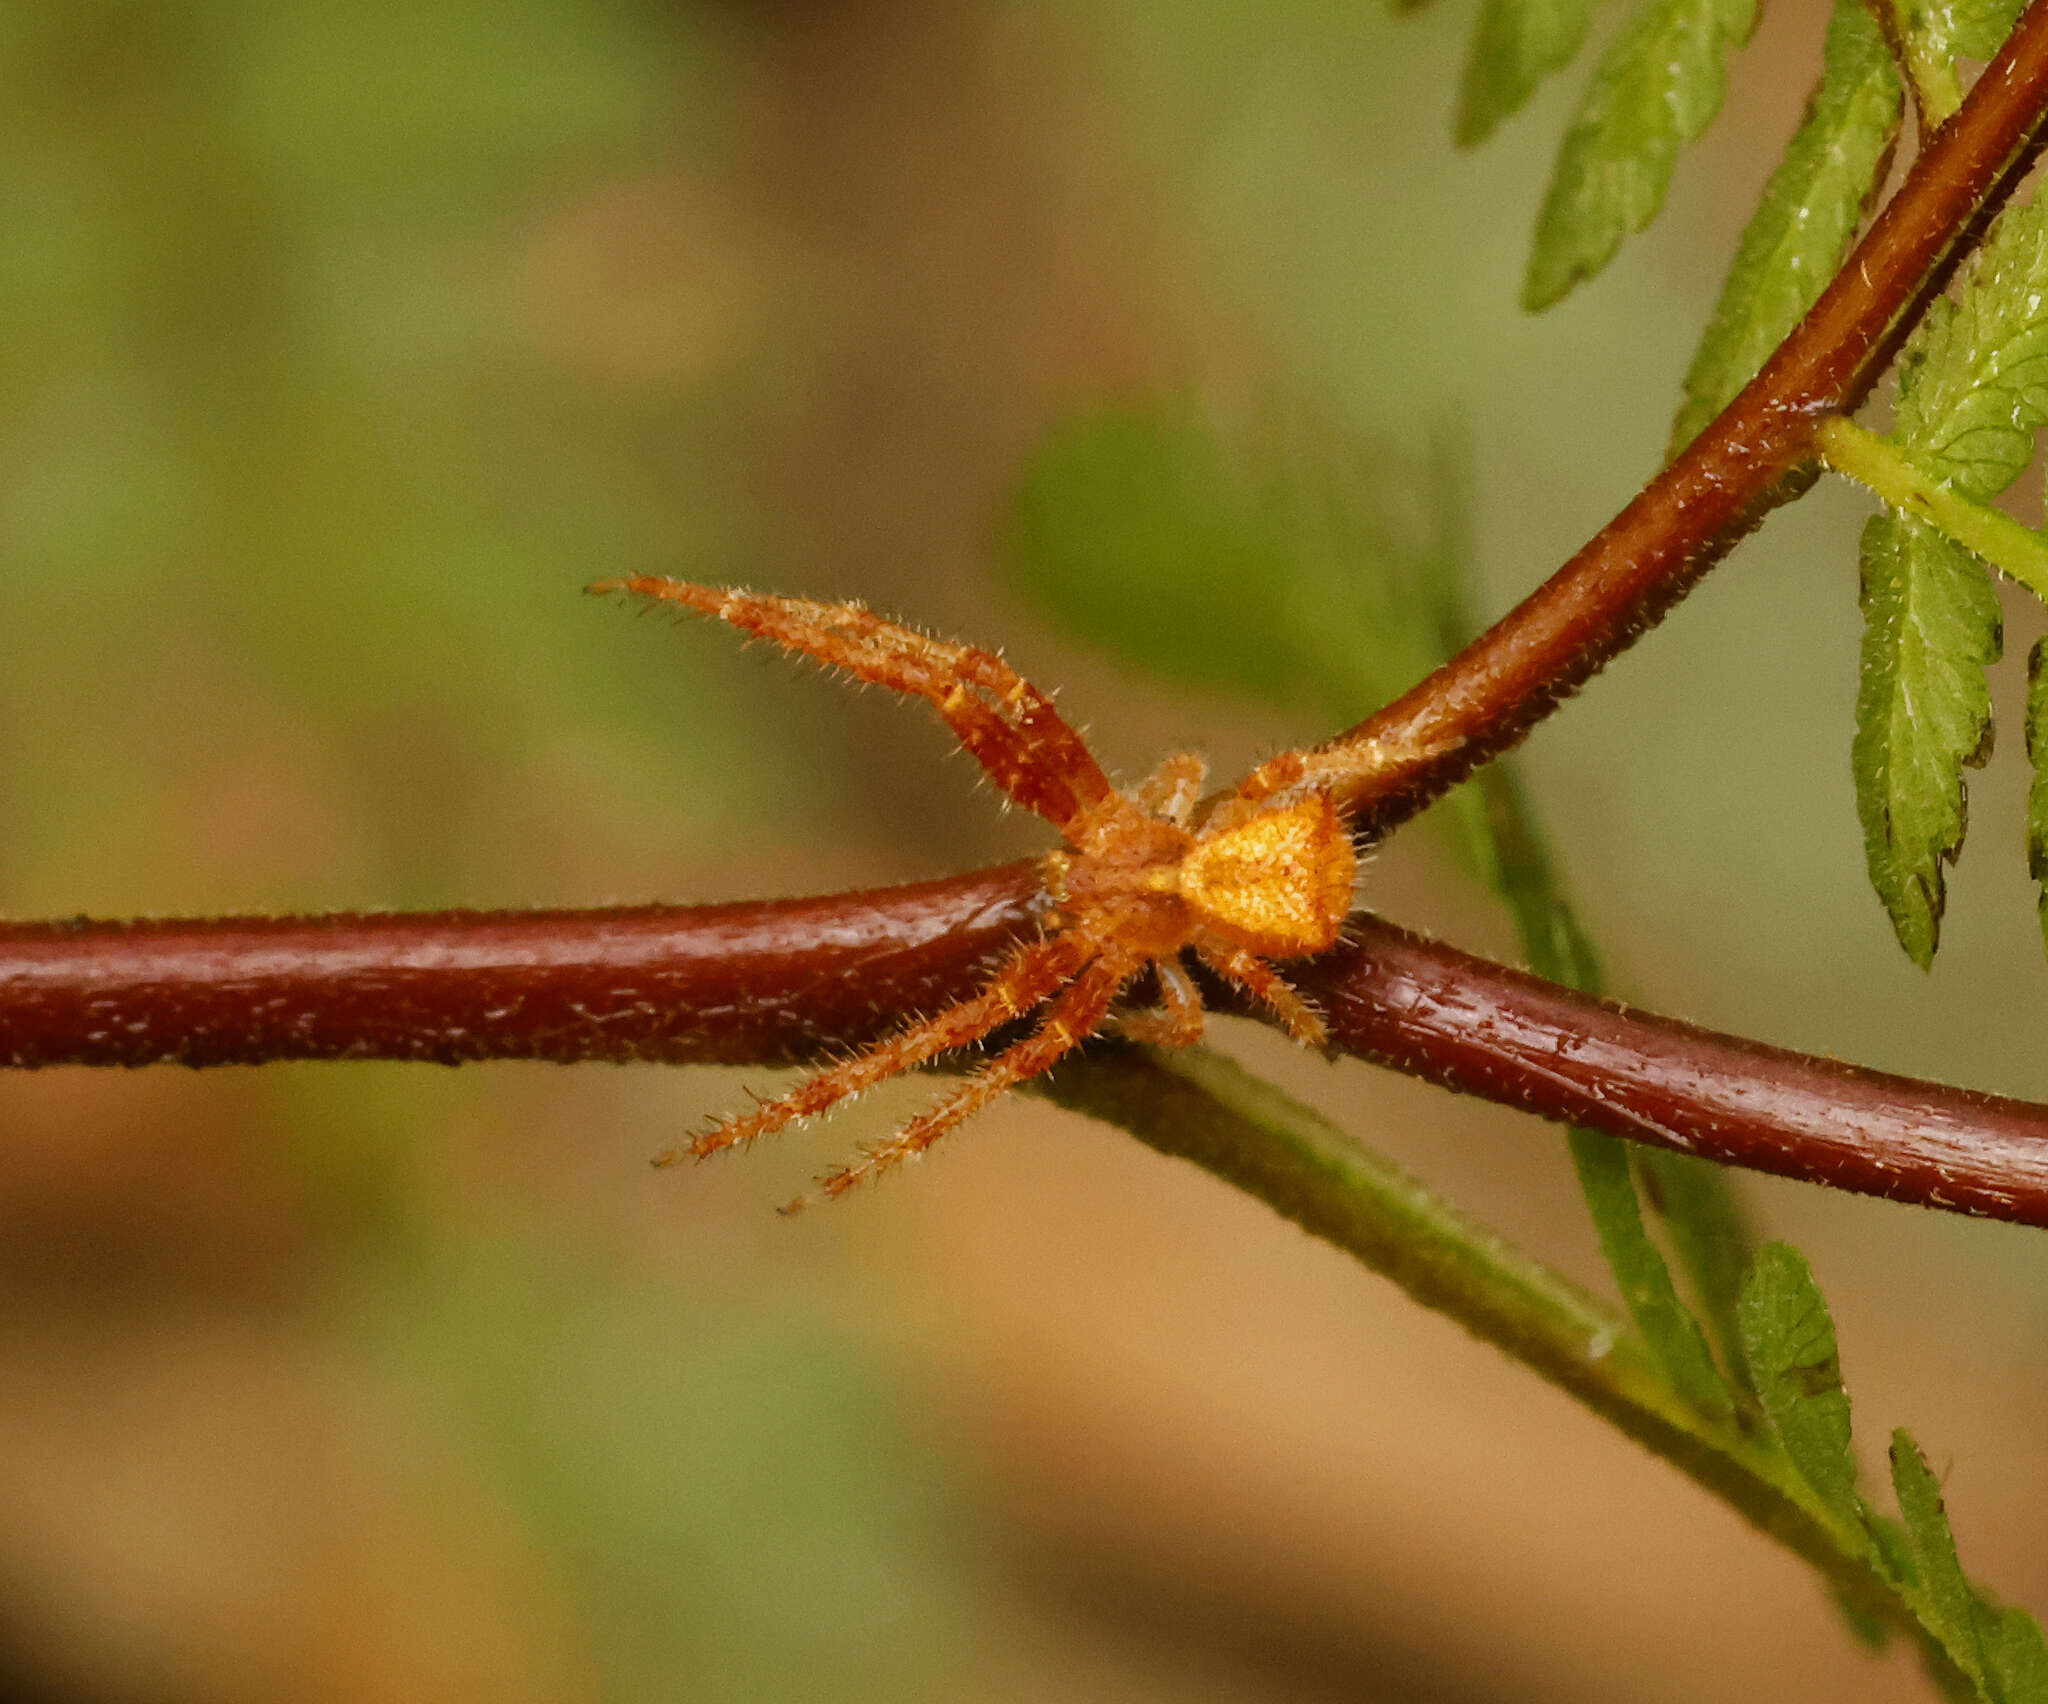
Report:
792,947,1142,1211
661,930,1093,1166
596,577,1116,837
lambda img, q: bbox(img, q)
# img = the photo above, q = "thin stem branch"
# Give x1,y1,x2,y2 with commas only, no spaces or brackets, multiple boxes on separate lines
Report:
9,894,2048,1227
1818,416,2048,595
1317,0,2048,838
1044,1044,1934,1653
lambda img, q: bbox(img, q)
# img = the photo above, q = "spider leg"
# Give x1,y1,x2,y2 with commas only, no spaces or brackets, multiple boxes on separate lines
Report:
1113,955,1206,1047
789,949,1140,1211
1192,939,1329,1049
659,931,1092,1166
1219,726,1466,825
596,577,1116,836
1135,751,1207,828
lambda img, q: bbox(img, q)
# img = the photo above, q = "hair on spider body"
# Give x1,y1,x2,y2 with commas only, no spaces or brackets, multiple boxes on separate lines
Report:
596,576,1360,1211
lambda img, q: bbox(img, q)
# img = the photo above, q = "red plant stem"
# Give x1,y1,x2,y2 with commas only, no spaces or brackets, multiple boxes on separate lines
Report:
0,867,1046,1071
7,894,2048,1226
9,5,2048,1234
1292,927,2048,1226
1323,0,2048,836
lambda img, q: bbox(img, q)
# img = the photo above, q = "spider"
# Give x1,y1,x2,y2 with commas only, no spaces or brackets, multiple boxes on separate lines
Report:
598,575,1432,1209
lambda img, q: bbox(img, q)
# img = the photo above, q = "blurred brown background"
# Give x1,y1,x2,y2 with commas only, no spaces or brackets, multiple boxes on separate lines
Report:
5,0,2048,1698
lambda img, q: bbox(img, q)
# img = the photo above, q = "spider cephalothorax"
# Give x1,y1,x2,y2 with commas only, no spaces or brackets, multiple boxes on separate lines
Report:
598,576,1366,1208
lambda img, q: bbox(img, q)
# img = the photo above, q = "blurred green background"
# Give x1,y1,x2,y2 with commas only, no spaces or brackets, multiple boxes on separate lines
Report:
6,1,2048,1699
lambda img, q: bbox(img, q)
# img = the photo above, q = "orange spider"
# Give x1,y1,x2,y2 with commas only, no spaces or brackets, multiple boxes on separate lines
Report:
598,576,1414,1209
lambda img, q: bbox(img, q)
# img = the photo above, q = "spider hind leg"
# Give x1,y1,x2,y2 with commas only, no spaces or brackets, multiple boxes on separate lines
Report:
658,932,1090,1167
789,949,1140,1211
1194,940,1329,1050
1112,955,1206,1048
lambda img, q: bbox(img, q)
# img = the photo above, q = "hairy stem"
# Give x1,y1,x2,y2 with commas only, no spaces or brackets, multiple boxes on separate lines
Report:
0,868,1048,1071
1293,917,2048,1224
9,895,2048,1226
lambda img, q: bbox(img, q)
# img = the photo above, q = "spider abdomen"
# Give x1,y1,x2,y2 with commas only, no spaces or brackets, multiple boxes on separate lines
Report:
1180,794,1354,958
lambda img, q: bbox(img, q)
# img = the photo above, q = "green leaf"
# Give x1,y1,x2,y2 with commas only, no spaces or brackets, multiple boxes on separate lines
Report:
1990,1605,2048,1704
1952,0,2027,59
1829,1582,1894,1651
1895,196,2048,503
1631,1146,1757,1394
1003,410,1305,704
1869,1508,1921,1588
1570,1131,1734,1422
1668,0,1901,454
1474,769,1757,1400
1852,511,2001,967
1737,1243,1864,1529
1423,465,1756,1399
1523,0,1760,310
1892,1430,1992,1692
2026,641,2048,956
1898,0,2025,71
1456,0,1594,146
1429,542,1759,1387
1470,679,1756,1406
1002,407,1445,719
1854,189,2048,968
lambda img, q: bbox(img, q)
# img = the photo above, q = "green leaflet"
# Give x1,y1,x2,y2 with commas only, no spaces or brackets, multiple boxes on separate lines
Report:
1667,0,1901,456
2027,642,2048,956
1896,0,2025,76
1887,1429,2048,1701
1856,191,2048,963
1436,554,1751,1411
1737,1243,1865,1530
1852,512,2001,967
1989,1606,2048,1704
1456,0,1593,147
1570,1131,1734,1421
1736,1255,2048,1696
1892,1431,1993,1694
1895,199,2048,503
1001,408,1444,717
1472,743,1750,1412
1463,696,1750,1412
1952,0,2027,59
1631,1144,1756,1395
1522,0,1759,311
